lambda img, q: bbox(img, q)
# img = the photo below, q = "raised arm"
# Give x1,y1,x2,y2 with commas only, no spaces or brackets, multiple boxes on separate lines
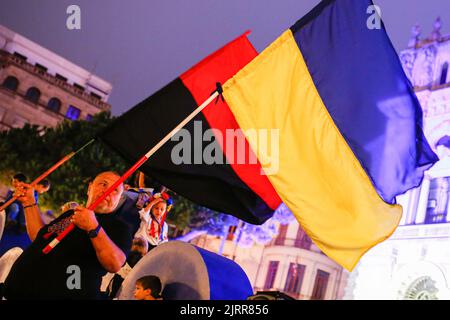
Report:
14,183,45,241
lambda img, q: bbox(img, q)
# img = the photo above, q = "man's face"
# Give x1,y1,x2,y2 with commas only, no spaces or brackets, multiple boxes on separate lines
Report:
86,172,124,214
134,284,151,300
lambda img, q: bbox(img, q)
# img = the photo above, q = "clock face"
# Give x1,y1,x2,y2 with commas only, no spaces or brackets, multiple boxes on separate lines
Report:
404,276,439,300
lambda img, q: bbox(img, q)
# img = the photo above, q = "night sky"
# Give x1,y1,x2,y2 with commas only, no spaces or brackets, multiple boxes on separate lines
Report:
1,0,449,115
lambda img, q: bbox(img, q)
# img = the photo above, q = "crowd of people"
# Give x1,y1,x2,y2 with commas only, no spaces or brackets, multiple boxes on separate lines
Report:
0,171,171,300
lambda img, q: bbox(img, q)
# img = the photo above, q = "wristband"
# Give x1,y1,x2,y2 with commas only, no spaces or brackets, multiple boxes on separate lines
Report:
24,203,37,209
87,224,102,238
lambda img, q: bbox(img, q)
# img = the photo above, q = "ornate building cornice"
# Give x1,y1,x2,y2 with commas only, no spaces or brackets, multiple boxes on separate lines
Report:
0,50,111,112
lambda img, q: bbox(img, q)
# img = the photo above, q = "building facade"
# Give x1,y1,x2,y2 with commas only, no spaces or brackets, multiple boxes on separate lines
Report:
190,219,347,300
344,18,450,300
0,24,112,130
0,24,113,198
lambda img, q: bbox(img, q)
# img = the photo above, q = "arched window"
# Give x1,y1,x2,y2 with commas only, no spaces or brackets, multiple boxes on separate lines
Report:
25,87,41,104
440,62,449,85
2,76,19,91
47,97,62,113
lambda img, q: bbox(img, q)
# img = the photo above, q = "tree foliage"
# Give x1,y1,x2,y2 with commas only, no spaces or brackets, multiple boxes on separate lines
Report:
0,112,128,212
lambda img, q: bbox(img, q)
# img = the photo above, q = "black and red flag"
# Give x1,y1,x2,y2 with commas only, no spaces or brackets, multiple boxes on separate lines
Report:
99,32,282,224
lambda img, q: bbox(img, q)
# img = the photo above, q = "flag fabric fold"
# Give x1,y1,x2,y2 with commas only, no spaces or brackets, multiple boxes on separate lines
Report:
100,33,282,225
222,0,438,270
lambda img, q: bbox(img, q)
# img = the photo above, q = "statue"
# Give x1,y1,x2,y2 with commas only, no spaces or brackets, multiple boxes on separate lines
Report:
429,17,442,42
408,24,421,48
435,177,449,215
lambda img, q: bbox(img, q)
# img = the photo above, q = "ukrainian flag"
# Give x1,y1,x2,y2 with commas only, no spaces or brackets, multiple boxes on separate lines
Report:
223,0,438,270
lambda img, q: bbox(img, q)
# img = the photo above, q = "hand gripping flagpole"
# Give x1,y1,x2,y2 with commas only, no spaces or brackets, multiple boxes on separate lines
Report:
43,86,222,254
0,139,95,213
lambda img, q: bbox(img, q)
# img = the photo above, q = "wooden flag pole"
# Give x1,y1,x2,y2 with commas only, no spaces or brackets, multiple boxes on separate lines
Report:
43,90,220,254
0,139,95,213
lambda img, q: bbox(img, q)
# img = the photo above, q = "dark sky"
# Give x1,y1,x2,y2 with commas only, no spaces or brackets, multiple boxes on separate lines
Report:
1,0,449,115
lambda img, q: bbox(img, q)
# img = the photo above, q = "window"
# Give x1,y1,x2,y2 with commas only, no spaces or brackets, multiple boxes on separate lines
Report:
25,87,41,104
440,62,449,85
47,98,62,113
226,225,237,241
311,270,330,300
264,261,279,289
35,63,48,73
74,83,85,92
90,92,102,100
274,224,288,245
85,114,93,121
295,227,312,250
284,263,306,294
55,74,68,82
13,52,27,61
426,177,450,224
2,76,19,91
66,105,81,120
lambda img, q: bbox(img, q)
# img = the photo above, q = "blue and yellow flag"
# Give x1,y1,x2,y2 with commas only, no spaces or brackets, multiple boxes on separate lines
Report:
222,0,439,270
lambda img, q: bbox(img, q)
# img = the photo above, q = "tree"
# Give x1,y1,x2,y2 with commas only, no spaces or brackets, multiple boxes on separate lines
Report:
0,112,128,212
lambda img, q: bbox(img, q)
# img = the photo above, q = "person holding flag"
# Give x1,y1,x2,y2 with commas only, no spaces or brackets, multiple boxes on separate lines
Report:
100,0,439,271
1,171,133,300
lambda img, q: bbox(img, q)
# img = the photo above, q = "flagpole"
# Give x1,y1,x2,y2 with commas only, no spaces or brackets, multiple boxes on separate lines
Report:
43,90,220,254
0,139,95,213
138,171,145,188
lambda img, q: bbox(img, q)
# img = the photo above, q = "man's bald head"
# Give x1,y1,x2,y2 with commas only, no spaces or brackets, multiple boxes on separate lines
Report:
86,171,124,213
94,171,121,182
